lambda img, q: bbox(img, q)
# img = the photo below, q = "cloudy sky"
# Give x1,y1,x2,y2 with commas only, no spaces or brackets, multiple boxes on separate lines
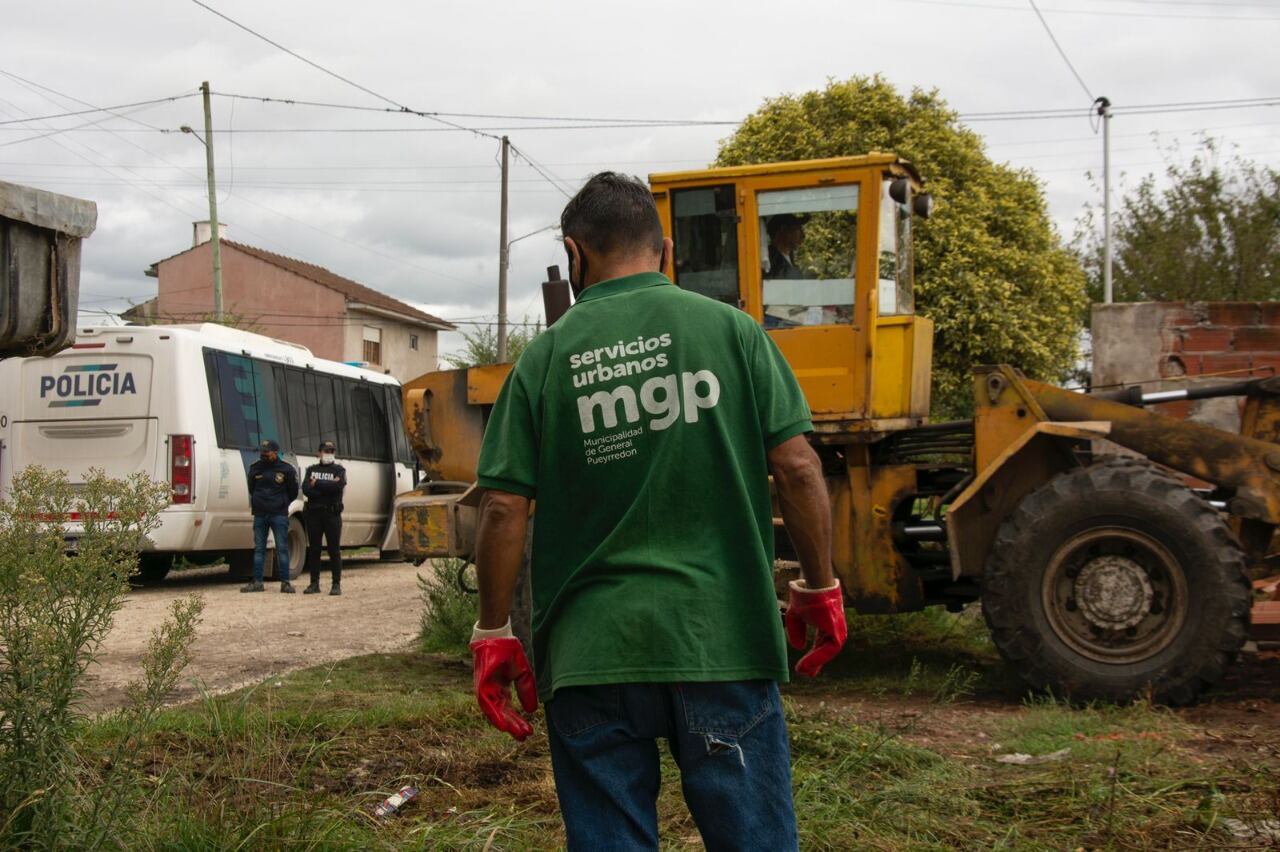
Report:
4,0,1278,361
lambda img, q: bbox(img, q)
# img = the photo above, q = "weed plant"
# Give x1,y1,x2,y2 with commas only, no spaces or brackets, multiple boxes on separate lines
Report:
0,466,203,849
418,559,478,653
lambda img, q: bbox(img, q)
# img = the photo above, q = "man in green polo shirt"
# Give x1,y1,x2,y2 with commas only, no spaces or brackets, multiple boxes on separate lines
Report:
469,172,847,851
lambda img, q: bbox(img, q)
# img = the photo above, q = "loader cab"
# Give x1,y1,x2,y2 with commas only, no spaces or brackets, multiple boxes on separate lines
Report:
650,155,934,434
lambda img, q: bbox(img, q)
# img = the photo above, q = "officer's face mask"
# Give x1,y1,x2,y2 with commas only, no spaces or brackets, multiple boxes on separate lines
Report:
320,453,336,464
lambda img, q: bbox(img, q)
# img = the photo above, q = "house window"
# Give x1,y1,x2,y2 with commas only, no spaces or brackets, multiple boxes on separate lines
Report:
362,325,382,365
410,333,419,351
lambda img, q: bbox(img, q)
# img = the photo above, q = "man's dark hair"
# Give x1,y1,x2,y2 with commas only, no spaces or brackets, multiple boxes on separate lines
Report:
560,172,663,258
767,213,804,238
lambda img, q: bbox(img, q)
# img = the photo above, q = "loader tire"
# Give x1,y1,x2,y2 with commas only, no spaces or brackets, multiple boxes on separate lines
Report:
981,459,1250,705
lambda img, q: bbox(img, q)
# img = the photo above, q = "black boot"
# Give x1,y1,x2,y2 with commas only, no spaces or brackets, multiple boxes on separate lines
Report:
280,580,296,593
303,581,321,594
329,582,342,596
240,581,264,593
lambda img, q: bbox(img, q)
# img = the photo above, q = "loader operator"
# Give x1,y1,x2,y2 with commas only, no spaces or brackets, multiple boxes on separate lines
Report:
764,213,808,280
470,172,847,851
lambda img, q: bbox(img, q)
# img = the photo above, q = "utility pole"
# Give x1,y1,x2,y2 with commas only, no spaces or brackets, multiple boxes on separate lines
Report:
200,81,223,322
1096,96,1113,304
496,136,510,362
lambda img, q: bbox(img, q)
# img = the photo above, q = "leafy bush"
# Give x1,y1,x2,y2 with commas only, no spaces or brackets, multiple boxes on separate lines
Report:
418,559,477,653
0,466,203,848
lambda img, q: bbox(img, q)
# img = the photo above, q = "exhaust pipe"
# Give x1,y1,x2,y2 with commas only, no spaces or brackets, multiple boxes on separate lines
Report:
542,265,571,328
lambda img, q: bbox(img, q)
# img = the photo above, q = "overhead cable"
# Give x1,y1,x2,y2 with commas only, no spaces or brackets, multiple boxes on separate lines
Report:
210,91,738,126
897,0,1280,21
186,0,498,140
0,87,198,125
1028,0,1094,102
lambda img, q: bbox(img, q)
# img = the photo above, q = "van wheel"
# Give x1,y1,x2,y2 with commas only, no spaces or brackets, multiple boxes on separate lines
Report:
271,516,307,580
982,459,1251,705
132,554,172,586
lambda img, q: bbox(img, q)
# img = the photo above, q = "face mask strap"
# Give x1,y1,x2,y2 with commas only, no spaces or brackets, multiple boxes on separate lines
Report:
567,243,588,298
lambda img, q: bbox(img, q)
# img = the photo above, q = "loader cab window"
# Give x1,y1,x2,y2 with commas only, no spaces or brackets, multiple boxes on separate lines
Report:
670,184,740,306
757,184,859,328
878,177,915,316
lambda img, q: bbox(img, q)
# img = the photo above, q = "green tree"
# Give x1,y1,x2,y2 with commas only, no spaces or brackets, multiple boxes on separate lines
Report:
1075,140,1280,305
443,320,539,368
717,75,1088,417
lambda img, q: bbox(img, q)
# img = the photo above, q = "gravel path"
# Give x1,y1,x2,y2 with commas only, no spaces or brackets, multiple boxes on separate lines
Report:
81,559,427,712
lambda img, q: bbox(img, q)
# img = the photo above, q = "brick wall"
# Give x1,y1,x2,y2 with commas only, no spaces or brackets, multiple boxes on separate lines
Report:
1093,302,1280,431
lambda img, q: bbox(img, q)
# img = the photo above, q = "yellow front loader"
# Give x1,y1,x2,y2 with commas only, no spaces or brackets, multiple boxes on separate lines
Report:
397,155,1278,704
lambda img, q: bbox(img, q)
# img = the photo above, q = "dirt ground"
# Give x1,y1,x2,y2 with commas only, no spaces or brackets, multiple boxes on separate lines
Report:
81,558,425,712
796,651,1280,769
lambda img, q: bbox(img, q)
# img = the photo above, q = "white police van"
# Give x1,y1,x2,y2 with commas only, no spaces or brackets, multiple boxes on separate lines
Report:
0,324,415,583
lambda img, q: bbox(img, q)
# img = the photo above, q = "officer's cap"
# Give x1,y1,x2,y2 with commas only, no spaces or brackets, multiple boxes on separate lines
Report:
259,439,280,452
318,440,337,453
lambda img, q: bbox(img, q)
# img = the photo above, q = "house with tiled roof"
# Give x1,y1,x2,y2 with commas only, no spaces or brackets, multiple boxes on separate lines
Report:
128,222,454,381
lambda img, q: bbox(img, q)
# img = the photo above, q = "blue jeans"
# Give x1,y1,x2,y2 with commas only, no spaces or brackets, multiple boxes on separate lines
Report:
546,680,797,852
252,514,289,583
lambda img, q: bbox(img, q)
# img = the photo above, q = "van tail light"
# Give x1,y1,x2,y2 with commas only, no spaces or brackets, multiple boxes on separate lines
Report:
170,435,194,504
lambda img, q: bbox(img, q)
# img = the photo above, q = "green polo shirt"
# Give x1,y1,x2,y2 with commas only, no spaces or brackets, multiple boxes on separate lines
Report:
477,271,812,700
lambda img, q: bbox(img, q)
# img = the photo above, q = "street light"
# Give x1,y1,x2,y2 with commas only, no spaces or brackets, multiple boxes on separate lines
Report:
497,223,557,357
179,81,223,322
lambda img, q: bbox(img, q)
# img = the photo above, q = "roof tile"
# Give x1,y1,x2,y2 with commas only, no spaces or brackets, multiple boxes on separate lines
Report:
153,240,455,330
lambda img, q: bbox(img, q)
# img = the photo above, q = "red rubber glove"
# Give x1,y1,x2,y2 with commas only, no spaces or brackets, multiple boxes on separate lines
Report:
470,637,538,741
784,580,848,677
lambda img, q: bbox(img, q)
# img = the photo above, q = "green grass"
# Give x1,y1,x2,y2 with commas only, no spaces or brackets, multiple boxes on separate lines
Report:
785,604,1016,705
69,606,1279,850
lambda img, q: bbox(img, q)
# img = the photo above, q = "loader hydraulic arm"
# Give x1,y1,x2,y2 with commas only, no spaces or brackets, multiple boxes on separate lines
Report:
1025,376,1280,524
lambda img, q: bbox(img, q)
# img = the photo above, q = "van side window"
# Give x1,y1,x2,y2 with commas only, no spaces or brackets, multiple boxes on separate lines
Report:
284,368,313,451
312,374,340,448
205,351,256,449
384,385,413,465
346,381,390,462
204,348,402,463
250,361,287,451
203,350,290,451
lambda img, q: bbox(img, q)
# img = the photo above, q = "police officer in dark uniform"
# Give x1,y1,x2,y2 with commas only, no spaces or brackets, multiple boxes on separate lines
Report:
242,439,300,593
302,439,347,595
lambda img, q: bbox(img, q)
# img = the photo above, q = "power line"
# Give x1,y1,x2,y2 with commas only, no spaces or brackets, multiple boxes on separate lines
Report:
23,121,728,133
897,0,1280,20
1028,0,1094,102
0,94,207,222
210,91,738,126
0,102,166,148
0,94,1272,133
0,157,706,171
1116,0,1280,6
186,0,496,140
0,89,198,126
507,141,575,198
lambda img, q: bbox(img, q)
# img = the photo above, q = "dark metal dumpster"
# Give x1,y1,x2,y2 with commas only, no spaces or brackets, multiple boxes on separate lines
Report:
0,180,97,358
